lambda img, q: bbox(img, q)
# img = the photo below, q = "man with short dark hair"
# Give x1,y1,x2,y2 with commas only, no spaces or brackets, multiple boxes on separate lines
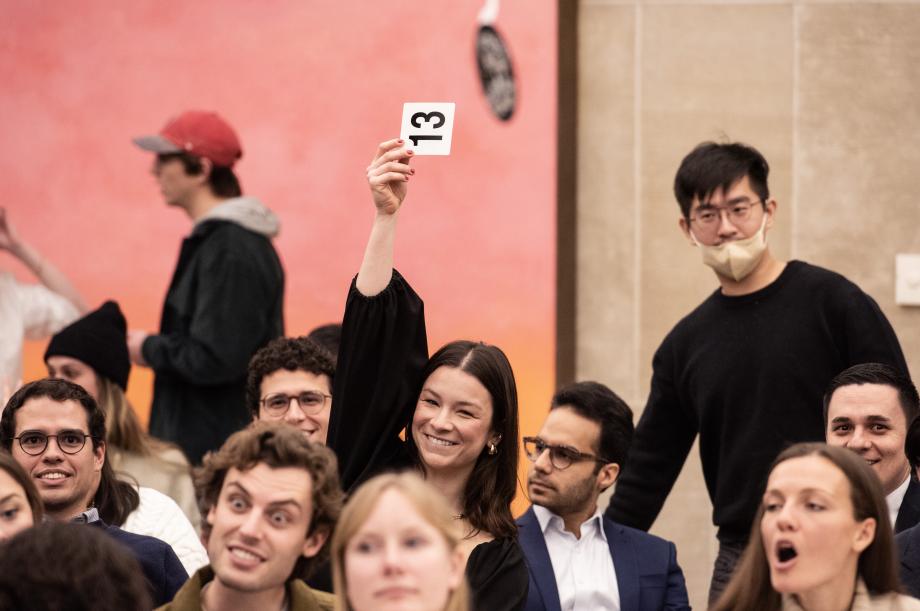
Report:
1,379,187,606
246,336,335,444
606,141,908,603
159,421,343,611
127,110,285,464
825,362,920,532
518,381,689,611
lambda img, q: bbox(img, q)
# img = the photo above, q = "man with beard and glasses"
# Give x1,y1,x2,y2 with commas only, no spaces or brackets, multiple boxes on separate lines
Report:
517,382,689,611
605,141,908,604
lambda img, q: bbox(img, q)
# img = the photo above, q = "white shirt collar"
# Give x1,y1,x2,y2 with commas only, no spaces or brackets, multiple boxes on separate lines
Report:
533,504,608,543
886,473,911,528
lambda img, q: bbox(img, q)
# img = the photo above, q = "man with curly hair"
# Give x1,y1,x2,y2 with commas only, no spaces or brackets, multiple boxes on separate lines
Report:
160,421,343,610
246,337,335,444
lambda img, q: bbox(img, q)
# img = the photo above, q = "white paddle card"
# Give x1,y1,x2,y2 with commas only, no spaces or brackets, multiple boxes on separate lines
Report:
400,102,455,155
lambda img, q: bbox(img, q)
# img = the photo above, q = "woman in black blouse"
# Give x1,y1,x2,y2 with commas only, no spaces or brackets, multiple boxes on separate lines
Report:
326,139,527,610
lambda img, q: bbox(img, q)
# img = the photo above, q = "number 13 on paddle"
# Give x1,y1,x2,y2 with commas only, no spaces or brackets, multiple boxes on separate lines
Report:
400,103,456,155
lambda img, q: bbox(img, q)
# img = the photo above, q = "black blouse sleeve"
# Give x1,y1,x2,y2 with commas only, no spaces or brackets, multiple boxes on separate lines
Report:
326,270,429,492
466,537,529,611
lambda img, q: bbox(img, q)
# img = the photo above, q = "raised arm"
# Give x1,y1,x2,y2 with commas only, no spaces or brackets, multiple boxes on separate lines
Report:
327,139,428,491
0,207,87,315
356,138,414,296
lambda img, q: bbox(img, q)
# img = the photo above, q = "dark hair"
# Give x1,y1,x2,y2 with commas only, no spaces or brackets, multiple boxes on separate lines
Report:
246,336,336,420
307,323,342,361
405,340,519,540
1,379,139,525
550,381,634,471
0,522,152,611
195,421,344,580
674,141,770,219
823,362,919,426
0,451,43,524
712,443,899,611
157,151,242,198
906,416,920,471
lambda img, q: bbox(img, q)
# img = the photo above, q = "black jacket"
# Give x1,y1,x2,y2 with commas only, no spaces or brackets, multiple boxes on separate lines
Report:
897,478,920,534
144,218,284,463
898,521,920,598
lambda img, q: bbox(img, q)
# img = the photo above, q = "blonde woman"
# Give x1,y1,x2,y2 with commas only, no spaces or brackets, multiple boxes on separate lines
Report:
332,472,470,611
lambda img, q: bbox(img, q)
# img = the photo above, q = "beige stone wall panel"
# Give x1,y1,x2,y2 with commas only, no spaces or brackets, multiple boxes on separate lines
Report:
797,4,920,375
577,5,639,396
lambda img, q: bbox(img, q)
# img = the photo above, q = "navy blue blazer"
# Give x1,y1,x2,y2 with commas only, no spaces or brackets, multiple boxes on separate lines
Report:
516,507,690,611
90,521,188,607
896,478,920,534
897,520,920,598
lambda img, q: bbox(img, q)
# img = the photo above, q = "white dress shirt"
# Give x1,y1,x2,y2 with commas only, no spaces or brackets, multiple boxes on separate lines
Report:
886,473,910,528
0,272,78,403
534,505,620,611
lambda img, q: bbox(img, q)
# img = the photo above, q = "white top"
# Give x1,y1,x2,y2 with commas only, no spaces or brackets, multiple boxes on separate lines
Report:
534,505,620,611
122,486,209,576
887,474,911,528
0,272,79,403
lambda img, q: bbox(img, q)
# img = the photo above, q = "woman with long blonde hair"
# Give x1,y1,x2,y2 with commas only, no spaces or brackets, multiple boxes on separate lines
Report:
332,472,470,611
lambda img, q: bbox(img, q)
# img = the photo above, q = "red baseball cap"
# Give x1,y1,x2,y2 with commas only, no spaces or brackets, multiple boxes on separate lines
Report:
133,110,243,167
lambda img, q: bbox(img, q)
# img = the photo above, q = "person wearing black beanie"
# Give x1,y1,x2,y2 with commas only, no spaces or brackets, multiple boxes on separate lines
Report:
45,300,131,392
44,301,206,574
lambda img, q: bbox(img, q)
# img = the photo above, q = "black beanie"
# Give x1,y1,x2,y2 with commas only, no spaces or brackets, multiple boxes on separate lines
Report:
44,300,131,391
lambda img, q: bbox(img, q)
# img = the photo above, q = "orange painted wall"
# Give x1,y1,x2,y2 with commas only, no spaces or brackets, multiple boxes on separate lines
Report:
4,1,556,511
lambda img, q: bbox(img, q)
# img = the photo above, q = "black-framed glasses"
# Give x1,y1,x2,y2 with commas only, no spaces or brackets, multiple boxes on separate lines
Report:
13,430,95,456
523,436,609,470
689,199,764,235
260,391,332,417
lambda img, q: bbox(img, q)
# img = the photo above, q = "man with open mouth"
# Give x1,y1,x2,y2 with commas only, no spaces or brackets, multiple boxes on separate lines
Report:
158,421,343,611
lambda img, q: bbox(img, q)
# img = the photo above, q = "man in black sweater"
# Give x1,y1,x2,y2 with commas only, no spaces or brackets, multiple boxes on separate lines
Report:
605,142,907,604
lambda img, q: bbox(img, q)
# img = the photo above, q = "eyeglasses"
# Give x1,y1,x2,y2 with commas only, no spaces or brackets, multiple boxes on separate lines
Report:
522,436,608,470
689,199,764,236
260,391,332,417
13,430,95,456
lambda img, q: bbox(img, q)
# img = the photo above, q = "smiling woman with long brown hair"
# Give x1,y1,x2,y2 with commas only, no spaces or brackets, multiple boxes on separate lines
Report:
713,443,920,611
326,139,527,610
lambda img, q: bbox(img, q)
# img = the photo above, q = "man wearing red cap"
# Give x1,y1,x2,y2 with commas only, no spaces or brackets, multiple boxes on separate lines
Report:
128,110,284,464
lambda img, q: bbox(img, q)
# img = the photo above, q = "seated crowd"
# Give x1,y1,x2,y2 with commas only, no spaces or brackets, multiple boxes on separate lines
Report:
4,115,920,611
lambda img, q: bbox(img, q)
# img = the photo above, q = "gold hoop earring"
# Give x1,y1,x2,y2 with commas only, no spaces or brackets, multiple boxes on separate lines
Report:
488,443,498,455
